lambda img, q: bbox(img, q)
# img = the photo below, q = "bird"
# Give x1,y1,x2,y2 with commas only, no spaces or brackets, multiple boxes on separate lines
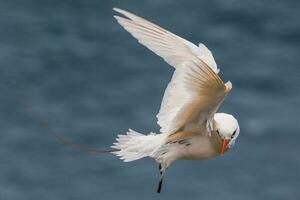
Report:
111,8,240,193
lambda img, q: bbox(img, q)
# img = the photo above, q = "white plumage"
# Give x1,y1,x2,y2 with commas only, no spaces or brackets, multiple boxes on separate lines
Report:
113,8,218,72
112,129,166,162
111,8,240,193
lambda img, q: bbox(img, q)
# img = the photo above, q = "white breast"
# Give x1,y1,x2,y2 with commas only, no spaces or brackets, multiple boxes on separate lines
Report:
181,135,219,160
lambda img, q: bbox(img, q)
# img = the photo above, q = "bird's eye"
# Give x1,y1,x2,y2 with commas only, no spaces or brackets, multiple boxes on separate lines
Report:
231,129,237,138
216,130,220,135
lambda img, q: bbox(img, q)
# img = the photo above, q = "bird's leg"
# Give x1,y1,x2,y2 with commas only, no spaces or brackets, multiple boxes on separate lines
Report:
157,164,165,193
159,163,162,172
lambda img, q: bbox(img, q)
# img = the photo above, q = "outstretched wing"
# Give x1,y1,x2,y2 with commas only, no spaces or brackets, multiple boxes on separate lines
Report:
157,58,232,134
113,8,218,73
113,8,231,135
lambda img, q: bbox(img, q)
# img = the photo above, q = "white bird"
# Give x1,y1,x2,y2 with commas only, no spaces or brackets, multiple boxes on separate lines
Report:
111,8,240,193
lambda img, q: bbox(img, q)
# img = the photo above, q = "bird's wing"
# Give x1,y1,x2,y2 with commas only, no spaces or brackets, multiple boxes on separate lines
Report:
113,8,218,73
157,58,232,134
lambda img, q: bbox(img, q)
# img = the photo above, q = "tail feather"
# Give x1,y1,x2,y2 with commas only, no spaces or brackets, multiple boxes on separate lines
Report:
111,129,165,162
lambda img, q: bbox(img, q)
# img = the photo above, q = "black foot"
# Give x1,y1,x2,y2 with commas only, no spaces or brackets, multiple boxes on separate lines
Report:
157,178,163,193
159,164,162,174
157,164,164,193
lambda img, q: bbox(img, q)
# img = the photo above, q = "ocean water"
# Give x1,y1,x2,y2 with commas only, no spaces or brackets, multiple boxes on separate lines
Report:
0,0,300,199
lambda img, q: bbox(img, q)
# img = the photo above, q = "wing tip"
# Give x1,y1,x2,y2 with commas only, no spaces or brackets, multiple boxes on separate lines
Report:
113,7,132,19
113,8,132,25
113,15,122,21
225,81,232,93
113,7,123,13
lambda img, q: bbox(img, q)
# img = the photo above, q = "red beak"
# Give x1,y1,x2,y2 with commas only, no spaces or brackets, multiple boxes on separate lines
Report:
220,139,230,155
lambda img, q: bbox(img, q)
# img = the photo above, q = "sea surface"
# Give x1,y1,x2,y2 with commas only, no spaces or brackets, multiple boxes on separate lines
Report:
0,0,300,199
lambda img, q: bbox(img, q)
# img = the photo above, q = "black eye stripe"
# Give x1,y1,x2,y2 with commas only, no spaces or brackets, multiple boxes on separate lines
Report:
231,129,237,138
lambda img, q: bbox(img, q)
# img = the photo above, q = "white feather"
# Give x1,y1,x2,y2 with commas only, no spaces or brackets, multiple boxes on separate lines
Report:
112,8,235,167
113,8,219,73
111,129,167,162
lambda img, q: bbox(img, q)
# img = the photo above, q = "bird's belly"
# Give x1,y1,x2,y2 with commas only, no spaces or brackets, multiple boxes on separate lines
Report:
181,135,219,160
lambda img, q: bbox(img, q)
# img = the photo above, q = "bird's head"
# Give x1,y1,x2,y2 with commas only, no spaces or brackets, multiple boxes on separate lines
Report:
214,113,240,155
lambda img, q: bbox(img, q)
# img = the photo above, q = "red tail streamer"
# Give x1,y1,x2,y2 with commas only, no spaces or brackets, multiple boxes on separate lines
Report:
26,108,117,154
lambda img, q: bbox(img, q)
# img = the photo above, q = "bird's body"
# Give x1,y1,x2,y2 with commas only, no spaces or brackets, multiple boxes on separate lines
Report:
164,131,219,162
113,113,237,169
167,129,221,160
111,8,240,193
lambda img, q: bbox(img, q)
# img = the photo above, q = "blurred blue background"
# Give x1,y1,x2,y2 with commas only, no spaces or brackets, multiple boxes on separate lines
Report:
1,0,300,199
